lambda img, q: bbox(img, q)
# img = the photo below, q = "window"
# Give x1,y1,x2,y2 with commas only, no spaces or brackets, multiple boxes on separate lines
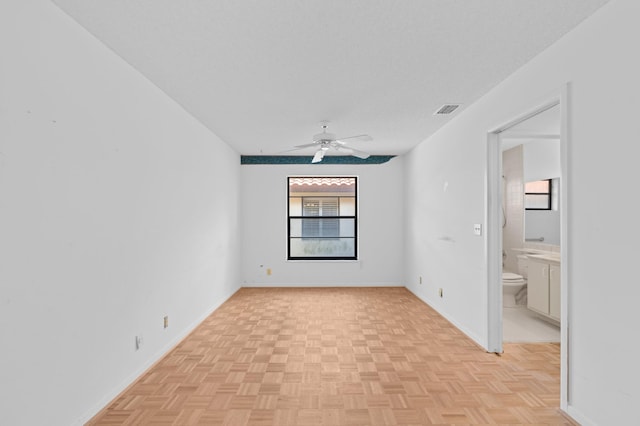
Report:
524,179,552,210
288,176,357,260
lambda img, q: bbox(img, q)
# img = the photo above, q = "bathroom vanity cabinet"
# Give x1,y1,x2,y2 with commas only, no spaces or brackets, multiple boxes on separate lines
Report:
527,255,560,321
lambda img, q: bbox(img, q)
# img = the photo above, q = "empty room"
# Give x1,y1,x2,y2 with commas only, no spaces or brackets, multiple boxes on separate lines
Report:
1,1,638,425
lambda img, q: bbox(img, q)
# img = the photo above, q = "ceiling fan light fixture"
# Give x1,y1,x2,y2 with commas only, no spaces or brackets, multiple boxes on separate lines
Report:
313,132,336,142
311,150,325,163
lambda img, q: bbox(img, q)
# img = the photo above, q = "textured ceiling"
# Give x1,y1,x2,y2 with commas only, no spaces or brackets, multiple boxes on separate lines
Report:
51,0,609,156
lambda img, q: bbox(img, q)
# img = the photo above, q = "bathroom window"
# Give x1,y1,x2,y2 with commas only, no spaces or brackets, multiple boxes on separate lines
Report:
524,179,552,210
288,176,357,260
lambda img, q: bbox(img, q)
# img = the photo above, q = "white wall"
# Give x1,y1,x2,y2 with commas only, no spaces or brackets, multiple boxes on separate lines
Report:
404,0,639,424
241,160,404,287
523,140,561,182
0,1,241,425
502,146,525,273
525,208,561,246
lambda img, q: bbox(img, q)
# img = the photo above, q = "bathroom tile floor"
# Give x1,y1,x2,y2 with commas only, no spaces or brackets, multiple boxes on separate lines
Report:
503,306,560,342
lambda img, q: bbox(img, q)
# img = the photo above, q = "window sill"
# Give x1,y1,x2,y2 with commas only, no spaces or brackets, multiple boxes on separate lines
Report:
286,259,360,263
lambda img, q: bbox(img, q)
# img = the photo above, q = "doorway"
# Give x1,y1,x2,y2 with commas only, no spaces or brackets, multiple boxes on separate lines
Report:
501,105,561,343
486,85,570,411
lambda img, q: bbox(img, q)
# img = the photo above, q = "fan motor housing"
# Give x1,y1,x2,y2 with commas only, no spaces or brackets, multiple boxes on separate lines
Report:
313,132,336,142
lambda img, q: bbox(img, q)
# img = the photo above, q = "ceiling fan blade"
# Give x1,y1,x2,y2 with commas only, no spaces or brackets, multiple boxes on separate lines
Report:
335,145,371,159
277,144,317,154
336,134,372,143
311,149,325,163
335,146,353,153
279,147,306,153
347,148,371,159
294,142,320,149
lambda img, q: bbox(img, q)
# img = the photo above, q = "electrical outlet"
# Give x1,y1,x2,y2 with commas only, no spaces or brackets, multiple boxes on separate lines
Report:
135,335,143,350
438,288,443,298
266,268,272,276
164,316,169,329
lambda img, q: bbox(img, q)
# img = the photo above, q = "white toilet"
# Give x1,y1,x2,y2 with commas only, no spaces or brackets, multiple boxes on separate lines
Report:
502,255,528,307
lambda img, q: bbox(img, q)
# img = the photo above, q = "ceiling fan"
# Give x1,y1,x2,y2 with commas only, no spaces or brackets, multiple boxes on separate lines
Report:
289,121,372,163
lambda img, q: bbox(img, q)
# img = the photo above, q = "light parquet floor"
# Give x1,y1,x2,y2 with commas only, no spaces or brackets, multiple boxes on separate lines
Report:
88,287,573,425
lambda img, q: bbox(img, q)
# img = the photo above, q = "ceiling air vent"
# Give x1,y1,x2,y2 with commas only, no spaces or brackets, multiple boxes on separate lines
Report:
434,104,461,115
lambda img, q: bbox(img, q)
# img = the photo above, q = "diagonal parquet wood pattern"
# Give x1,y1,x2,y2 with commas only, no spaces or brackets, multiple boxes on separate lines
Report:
88,287,573,425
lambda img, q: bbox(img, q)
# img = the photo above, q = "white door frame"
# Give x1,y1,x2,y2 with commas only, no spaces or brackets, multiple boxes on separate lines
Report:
486,84,571,411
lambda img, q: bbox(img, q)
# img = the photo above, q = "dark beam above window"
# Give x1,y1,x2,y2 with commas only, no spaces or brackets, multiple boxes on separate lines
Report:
241,155,395,165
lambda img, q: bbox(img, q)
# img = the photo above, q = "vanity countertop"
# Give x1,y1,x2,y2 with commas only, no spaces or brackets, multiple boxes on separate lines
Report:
527,253,561,264
511,248,560,264
512,248,554,255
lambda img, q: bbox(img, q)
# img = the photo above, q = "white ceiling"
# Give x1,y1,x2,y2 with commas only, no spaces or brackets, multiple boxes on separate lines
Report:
51,0,608,156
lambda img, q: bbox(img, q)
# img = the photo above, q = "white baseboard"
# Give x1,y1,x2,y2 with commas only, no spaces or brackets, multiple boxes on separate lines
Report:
74,286,240,425
242,282,403,288
566,405,596,426
404,286,487,350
